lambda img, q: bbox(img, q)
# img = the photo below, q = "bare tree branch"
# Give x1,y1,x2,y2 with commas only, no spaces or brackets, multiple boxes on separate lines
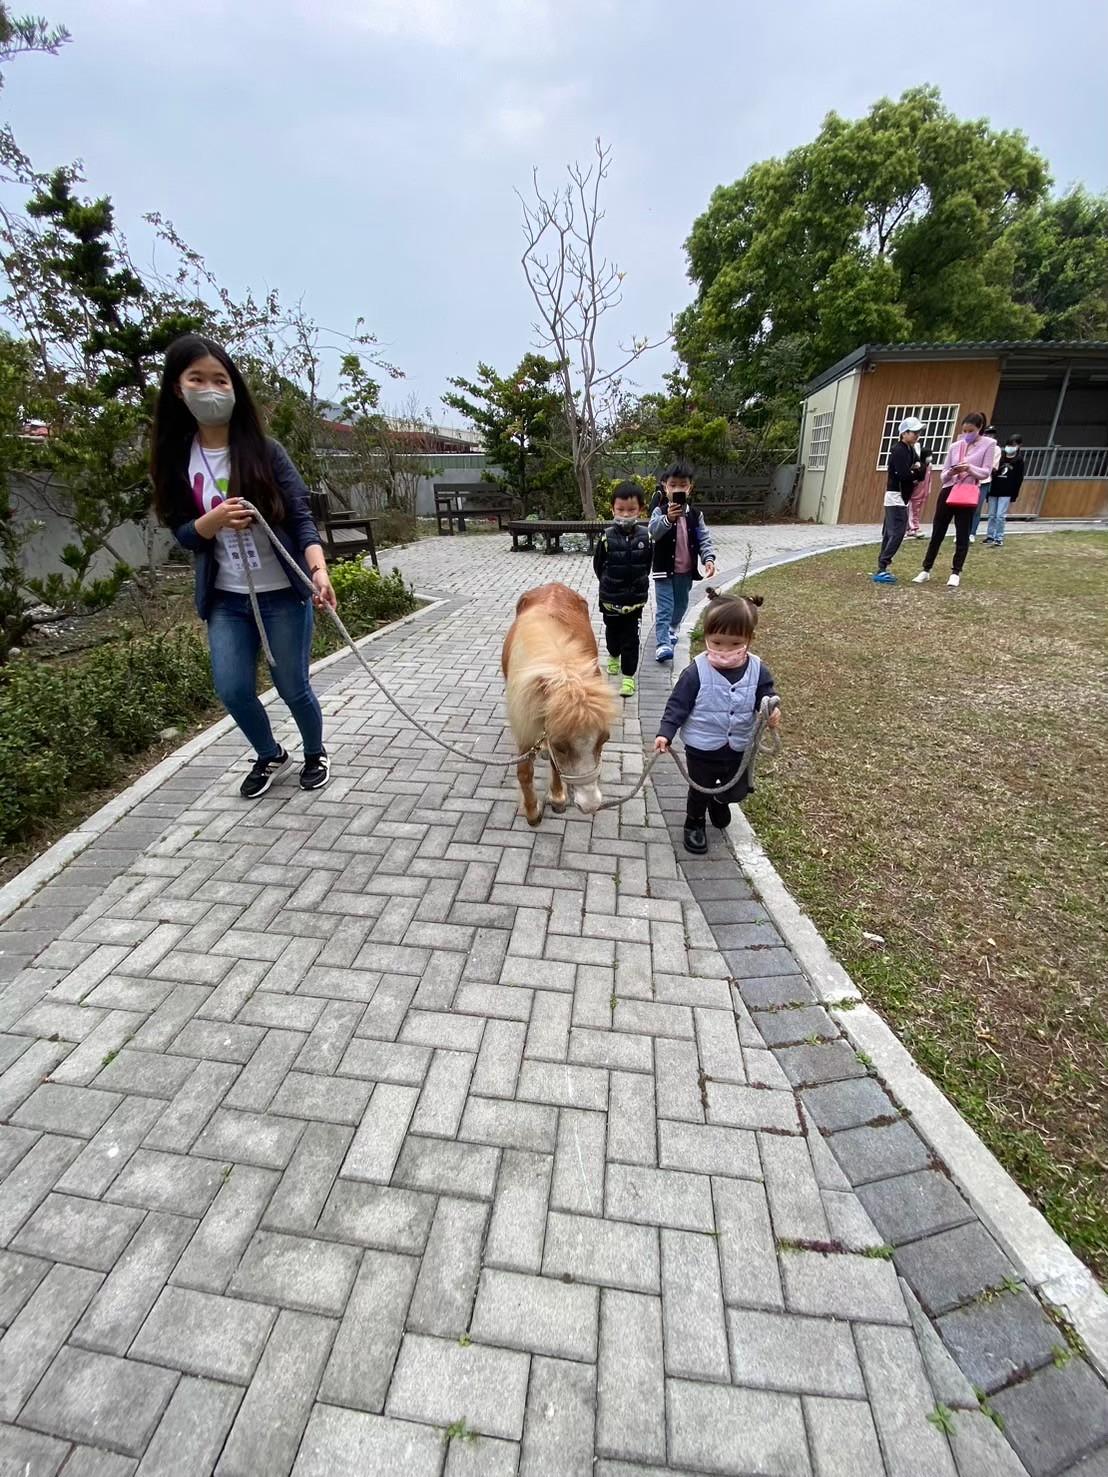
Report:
519,138,670,518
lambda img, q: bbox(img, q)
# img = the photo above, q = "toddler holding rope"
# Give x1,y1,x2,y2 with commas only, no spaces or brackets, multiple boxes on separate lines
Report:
654,589,780,855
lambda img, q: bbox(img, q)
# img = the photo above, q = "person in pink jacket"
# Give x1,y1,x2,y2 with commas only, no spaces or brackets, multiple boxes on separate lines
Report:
912,413,997,589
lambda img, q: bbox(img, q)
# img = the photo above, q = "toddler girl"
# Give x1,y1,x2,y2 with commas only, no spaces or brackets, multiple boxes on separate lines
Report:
654,590,780,854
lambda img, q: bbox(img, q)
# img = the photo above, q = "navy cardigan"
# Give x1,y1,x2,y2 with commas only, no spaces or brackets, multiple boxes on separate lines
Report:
171,439,322,620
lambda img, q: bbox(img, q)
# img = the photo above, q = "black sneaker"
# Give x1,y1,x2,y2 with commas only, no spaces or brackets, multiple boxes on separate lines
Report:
683,824,708,855
240,747,289,799
300,751,331,792
708,799,732,830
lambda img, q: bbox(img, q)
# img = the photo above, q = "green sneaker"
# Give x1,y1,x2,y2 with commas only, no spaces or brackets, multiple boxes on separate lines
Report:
620,676,636,697
607,657,620,676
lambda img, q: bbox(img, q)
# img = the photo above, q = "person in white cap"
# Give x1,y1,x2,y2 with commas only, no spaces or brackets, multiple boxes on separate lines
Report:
873,417,923,584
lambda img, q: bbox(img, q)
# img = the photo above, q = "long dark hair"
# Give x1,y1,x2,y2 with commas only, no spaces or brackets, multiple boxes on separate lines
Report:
150,335,284,526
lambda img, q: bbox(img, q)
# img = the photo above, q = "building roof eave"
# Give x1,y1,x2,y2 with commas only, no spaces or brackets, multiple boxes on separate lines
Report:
804,340,1108,397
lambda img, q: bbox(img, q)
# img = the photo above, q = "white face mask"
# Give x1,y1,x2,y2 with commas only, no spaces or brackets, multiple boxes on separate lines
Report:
1004,445,1018,456
183,386,235,426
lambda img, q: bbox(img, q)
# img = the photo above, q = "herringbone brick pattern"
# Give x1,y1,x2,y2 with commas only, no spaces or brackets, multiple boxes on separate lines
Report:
0,523,1083,1475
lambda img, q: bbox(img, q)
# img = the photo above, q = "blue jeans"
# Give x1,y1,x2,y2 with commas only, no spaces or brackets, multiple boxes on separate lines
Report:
654,574,694,650
986,496,1011,544
208,589,324,759
970,482,991,538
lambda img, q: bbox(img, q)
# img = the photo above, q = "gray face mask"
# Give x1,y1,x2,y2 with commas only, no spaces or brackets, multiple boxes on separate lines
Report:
614,515,639,529
182,386,235,426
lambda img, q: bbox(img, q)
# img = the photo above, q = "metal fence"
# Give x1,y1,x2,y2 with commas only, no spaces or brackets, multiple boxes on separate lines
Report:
1022,446,1108,480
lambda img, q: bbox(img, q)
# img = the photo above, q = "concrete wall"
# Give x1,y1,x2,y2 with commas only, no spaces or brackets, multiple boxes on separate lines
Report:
413,465,495,517
12,476,174,591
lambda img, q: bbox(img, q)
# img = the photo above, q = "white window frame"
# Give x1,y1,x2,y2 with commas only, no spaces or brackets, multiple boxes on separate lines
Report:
877,404,959,469
807,411,833,470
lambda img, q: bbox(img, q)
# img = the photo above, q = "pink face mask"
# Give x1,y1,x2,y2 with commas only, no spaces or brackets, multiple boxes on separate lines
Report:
706,644,748,670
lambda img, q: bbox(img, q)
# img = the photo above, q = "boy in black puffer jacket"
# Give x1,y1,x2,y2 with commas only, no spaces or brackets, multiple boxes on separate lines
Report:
594,481,653,697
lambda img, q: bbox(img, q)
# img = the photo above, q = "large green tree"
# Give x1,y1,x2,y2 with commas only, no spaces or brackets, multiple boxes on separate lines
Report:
1008,188,1108,340
677,87,1107,435
9,171,202,606
443,354,569,511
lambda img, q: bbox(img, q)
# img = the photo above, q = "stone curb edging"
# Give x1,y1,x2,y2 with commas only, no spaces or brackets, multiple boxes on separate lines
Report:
0,594,447,925
686,538,1108,1382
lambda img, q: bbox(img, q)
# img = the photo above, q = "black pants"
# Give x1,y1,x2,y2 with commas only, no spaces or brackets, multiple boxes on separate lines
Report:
685,744,751,828
877,504,908,570
602,608,642,677
923,488,974,575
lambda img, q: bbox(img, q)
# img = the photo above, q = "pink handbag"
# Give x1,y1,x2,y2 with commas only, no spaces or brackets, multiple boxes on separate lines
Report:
946,482,980,508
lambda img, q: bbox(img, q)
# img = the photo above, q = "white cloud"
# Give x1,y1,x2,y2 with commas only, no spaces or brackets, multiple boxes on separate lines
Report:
465,81,584,152
300,0,601,57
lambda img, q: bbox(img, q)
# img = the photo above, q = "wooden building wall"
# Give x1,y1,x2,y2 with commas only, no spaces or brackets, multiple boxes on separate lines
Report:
1038,480,1108,518
837,359,1001,523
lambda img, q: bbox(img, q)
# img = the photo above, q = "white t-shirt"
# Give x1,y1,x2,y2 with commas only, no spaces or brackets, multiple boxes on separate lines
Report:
188,442,290,595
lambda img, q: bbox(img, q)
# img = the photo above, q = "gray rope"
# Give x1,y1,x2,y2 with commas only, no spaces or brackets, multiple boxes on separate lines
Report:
238,530,275,667
234,500,780,808
594,695,781,812
236,501,542,768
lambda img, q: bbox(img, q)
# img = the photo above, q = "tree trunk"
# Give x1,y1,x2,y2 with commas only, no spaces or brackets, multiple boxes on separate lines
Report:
579,461,596,521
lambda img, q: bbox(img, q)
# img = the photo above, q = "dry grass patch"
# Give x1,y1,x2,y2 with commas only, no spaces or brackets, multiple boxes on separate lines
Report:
730,532,1108,1279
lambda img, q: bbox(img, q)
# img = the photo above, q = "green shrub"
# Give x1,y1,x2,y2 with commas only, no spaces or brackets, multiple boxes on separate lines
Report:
0,561,417,844
598,474,656,521
314,562,415,656
371,510,419,549
0,629,216,841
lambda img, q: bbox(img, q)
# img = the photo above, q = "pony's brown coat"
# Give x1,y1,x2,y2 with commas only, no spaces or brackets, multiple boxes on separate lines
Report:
502,582,618,822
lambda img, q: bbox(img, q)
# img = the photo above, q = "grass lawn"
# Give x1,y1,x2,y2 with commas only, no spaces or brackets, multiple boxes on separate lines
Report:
728,532,1108,1280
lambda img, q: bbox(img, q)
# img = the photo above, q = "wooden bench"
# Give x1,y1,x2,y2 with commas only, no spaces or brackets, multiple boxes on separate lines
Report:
310,492,379,569
652,474,773,521
507,520,607,555
434,482,516,534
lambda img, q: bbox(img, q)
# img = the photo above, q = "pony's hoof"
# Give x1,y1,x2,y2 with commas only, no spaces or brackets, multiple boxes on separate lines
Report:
549,800,567,814
525,810,543,827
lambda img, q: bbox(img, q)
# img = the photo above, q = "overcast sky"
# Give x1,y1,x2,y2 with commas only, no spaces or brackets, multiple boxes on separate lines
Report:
7,0,1108,416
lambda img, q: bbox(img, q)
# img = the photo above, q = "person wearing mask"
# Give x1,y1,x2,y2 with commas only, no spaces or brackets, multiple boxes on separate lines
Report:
913,413,996,589
907,435,934,539
654,590,780,855
648,460,717,662
873,416,923,583
984,436,1025,547
969,424,1002,543
151,335,337,798
593,481,653,697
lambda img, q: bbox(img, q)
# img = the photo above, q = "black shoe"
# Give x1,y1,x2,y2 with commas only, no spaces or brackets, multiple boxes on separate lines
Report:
708,800,731,830
240,747,289,799
683,825,708,855
300,750,331,791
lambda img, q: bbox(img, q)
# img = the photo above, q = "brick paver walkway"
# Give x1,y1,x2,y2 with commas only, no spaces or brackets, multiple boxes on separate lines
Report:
1,521,1104,1476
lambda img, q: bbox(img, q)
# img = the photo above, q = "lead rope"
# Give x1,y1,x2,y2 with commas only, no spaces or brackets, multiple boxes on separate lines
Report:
235,502,543,768
239,530,276,667
594,694,781,811
235,501,780,806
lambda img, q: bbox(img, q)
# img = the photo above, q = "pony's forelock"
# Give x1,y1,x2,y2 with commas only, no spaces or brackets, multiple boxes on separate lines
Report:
540,664,618,741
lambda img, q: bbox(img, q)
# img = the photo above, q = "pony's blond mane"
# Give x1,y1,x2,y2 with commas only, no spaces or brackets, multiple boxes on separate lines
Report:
505,610,617,746
530,660,618,742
